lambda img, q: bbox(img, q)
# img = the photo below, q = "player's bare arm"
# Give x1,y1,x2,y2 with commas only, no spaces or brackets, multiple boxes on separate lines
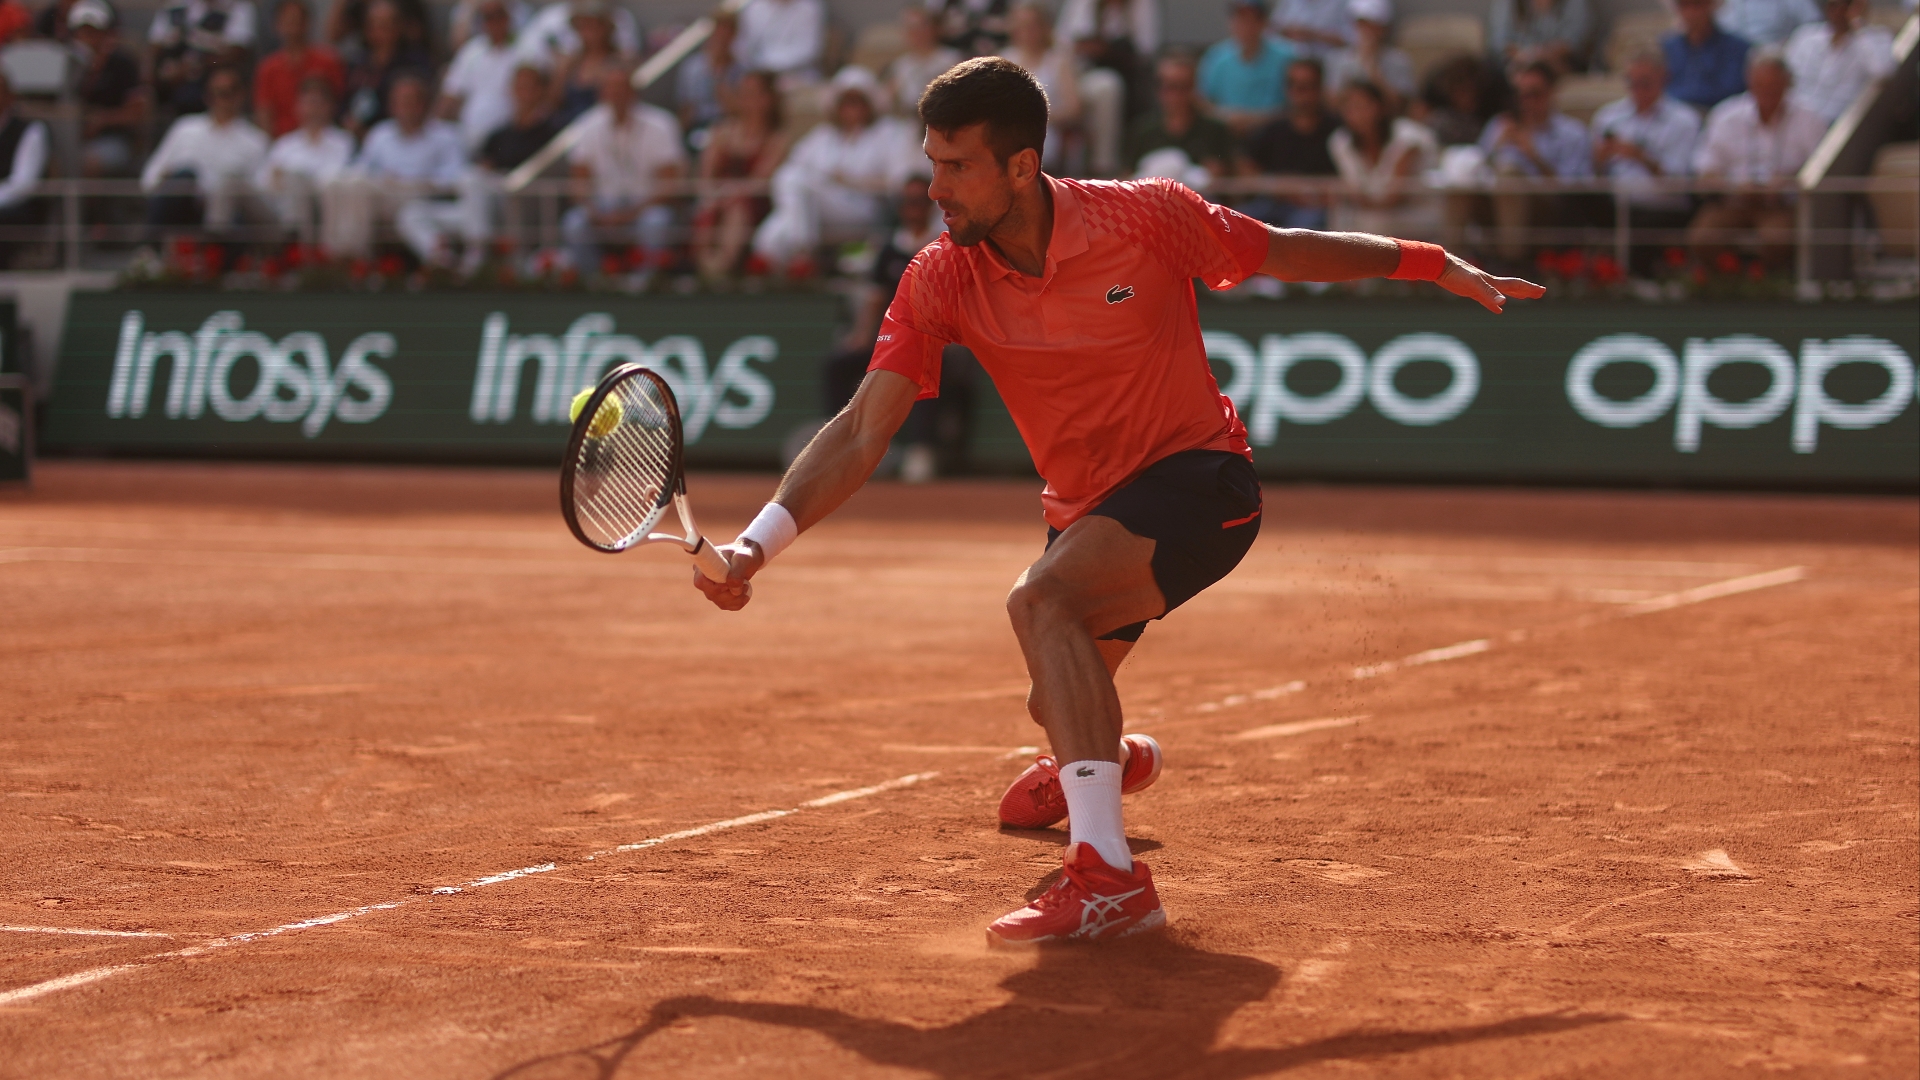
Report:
692,368,919,610
1257,228,1549,313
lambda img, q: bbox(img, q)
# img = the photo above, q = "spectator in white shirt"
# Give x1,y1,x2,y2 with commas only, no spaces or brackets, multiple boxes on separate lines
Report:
1272,0,1354,59
889,6,963,116
401,63,554,277
1717,0,1818,47
753,65,917,271
1329,79,1440,238
1784,0,1894,122
1002,2,1081,170
438,0,528,152
142,66,270,235
321,74,468,258
1592,51,1702,273
1688,49,1827,269
255,77,354,242
447,0,531,50
737,0,826,85
562,63,688,280
0,73,49,266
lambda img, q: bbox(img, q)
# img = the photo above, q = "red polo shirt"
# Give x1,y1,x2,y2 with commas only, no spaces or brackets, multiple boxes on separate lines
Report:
869,176,1270,530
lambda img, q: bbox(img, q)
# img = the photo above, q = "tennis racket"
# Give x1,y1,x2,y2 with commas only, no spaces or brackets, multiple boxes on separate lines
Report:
560,364,733,583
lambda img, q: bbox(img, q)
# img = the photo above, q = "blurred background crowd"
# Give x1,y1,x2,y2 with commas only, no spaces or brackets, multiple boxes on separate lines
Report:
0,0,1910,291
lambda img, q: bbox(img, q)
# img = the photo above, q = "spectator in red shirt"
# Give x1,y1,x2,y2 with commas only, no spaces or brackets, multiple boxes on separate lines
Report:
0,0,32,42
254,0,343,137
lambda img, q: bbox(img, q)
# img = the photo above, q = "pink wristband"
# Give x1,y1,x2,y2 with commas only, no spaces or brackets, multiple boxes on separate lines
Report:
1389,240,1447,281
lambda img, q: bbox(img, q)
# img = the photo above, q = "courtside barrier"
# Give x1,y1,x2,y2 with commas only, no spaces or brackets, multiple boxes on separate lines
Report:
42,291,1918,488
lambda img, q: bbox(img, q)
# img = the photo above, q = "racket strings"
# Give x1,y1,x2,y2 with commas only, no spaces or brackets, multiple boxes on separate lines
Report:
570,378,679,549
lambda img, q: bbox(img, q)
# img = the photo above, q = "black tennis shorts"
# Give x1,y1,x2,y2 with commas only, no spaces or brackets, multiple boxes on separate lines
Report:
1045,449,1263,643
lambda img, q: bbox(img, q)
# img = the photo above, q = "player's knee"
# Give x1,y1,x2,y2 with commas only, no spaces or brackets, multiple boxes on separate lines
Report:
1005,573,1069,632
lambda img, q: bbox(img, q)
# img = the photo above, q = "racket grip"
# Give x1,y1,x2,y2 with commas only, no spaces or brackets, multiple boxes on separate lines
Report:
692,537,732,583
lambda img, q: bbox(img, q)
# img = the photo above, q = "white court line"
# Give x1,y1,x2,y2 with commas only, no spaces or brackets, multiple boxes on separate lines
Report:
1186,566,1808,715
0,772,942,1007
0,925,172,939
4,568,1811,1007
1233,716,1371,741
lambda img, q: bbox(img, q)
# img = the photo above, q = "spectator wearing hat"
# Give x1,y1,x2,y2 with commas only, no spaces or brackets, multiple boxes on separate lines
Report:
517,0,638,61
0,72,48,265
1198,0,1295,137
141,66,269,236
68,0,148,178
1477,59,1591,260
676,9,743,138
148,0,258,116
736,0,826,85
1325,0,1414,110
253,0,343,138
1663,0,1751,113
888,7,962,117
1001,3,1080,169
1592,50,1701,274
339,0,431,137
1270,0,1353,60
1687,47,1826,270
1488,0,1591,75
1127,54,1237,182
437,0,527,153
1717,0,1818,47
255,76,352,240
752,65,916,271
1784,0,1894,123
551,0,634,126
321,73,466,258
563,62,688,280
1239,57,1340,228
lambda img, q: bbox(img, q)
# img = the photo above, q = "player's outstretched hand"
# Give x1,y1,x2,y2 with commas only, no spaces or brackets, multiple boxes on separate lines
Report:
1437,254,1546,313
693,543,762,611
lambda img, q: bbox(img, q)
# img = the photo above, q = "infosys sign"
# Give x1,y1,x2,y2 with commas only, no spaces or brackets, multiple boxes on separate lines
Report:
46,293,1919,487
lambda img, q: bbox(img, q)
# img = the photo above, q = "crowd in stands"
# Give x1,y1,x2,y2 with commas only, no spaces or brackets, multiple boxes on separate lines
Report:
0,0,1907,280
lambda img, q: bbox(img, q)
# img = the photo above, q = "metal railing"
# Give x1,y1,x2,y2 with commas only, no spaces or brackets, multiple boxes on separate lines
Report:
1,172,1911,289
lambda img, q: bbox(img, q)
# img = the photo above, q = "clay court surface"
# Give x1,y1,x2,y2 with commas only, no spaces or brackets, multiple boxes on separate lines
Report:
0,461,1914,1078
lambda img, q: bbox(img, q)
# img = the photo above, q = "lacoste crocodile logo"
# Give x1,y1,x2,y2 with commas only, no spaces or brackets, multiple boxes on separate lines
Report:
1105,285,1135,304
1075,766,1096,777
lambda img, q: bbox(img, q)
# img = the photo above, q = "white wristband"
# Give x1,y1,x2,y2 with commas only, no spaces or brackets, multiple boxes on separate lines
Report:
737,501,798,564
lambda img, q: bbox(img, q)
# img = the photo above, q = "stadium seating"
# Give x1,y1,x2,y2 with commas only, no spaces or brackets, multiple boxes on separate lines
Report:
1395,13,1486,83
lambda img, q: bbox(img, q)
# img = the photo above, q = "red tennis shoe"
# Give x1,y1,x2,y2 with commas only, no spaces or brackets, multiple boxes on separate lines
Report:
997,734,1163,829
986,842,1165,946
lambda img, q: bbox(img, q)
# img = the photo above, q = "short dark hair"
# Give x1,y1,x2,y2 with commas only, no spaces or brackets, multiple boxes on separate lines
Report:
919,56,1049,165
1288,56,1325,84
1517,59,1559,88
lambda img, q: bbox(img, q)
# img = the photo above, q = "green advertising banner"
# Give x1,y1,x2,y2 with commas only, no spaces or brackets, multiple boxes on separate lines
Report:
1198,299,1918,487
45,291,853,466
44,291,1919,488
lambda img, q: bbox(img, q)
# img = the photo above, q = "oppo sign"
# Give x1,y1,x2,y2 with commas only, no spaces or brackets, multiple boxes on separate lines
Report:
1204,330,1481,445
1566,333,1915,453
1207,328,1916,453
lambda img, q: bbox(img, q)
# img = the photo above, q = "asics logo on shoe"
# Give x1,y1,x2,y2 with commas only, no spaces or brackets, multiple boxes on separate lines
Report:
1105,284,1135,304
1072,886,1148,938
1075,766,1095,777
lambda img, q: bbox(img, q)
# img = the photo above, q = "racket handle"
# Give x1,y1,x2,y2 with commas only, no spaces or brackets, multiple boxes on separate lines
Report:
692,537,732,583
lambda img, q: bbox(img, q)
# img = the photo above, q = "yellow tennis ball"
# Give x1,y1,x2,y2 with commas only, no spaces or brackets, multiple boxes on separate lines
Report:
570,388,623,439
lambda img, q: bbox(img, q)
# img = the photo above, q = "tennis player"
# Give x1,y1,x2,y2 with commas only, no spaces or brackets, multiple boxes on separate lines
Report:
696,57,1544,946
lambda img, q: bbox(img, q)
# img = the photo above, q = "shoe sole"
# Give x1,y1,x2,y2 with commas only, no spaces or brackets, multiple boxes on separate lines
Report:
983,907,1169,950
1120,734,1163,794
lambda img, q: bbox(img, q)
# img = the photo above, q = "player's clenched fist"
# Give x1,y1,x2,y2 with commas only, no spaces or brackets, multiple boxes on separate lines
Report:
693,542,762,610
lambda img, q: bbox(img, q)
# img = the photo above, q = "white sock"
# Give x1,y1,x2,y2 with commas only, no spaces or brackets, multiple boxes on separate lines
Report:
1060,760,1132,871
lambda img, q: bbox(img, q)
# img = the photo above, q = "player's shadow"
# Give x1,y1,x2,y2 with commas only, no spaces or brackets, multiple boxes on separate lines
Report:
491,932,1621,1079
